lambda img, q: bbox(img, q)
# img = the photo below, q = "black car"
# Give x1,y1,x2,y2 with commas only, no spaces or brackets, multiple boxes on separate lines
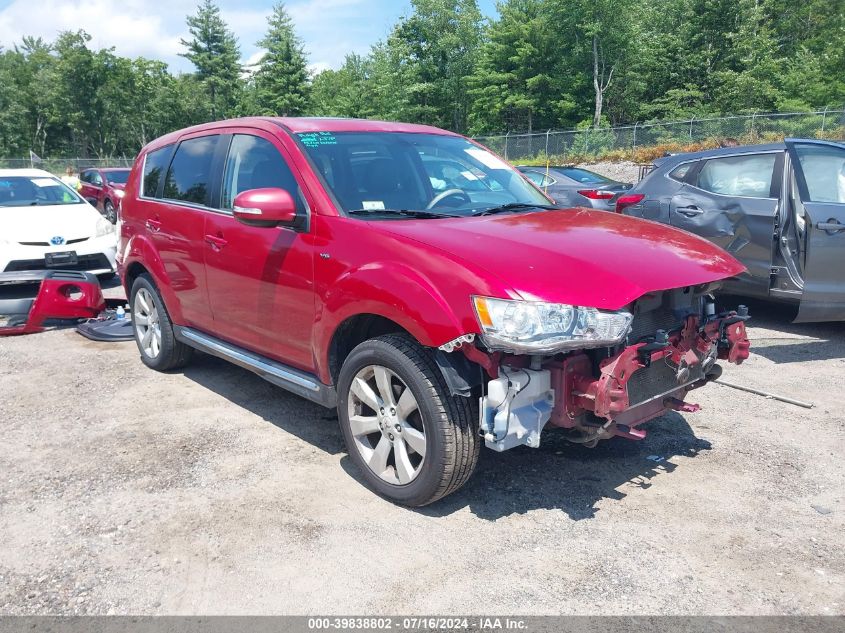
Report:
517,165,632,211
618,139,845,322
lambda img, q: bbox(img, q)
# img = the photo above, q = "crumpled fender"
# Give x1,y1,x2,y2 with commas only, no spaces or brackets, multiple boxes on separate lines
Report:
313,260,471,383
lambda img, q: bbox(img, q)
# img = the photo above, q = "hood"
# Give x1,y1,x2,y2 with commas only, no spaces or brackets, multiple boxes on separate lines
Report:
0,203,102,243
380,208,745,310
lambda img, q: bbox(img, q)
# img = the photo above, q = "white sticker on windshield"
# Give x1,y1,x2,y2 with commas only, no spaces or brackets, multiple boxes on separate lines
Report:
460,170,479,181
464,148,510,170
362,200,385,210
32,178,60,187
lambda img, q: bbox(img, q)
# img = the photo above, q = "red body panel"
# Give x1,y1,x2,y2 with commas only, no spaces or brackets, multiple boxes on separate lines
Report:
118,117,746,388
0,272,105,336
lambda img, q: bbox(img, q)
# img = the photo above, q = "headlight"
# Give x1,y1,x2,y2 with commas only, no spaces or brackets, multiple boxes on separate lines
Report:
114,189,125,198
95,217,115,237
472,296,633,353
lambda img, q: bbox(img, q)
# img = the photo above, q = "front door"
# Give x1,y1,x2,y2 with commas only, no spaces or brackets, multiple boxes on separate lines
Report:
785,139,845,322
203,132,316,372
79,169,104,207
669,151,781,296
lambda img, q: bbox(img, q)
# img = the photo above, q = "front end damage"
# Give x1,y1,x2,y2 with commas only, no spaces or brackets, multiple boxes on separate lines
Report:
453,288,750,451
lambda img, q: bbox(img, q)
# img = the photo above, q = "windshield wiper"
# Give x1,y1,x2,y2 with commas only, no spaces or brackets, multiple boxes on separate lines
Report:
347,208,457,219
471,202,560,216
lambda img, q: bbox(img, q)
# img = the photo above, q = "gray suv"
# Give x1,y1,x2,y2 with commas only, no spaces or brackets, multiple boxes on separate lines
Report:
619,139,845,322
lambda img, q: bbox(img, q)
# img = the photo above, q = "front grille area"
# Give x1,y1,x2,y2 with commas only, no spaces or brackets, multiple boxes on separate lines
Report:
4,254,111,273
628,305,684,342
18,237,89,246
627,359,705,406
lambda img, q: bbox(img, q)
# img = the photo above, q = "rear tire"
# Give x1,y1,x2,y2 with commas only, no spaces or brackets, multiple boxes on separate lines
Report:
129,274,193,371
337,334,479,506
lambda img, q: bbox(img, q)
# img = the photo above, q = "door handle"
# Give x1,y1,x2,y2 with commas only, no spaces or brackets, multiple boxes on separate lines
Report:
145,219,162,232
817,220,845,234
204,234,228,250
676,205,704,217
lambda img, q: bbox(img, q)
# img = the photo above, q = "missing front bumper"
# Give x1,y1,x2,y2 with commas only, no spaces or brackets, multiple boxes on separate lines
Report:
479,309,750,451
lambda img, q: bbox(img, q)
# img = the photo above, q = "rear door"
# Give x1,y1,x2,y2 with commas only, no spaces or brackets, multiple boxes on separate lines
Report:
785,139,845,322
143,134,222,330
669,151,781,295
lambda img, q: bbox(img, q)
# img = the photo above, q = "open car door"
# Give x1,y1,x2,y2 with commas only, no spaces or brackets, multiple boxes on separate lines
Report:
785,139,845,322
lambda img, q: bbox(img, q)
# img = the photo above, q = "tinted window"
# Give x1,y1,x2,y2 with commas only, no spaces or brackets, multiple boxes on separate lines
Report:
794,144,845,203
557,167,610,184
669,162,694,181
696,154,776,197
143,145,174,198
90,171,103,186
221,135,302,210
80,170,92,183
163,136,219,205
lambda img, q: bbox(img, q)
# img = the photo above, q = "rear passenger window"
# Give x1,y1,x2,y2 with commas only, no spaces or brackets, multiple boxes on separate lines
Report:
142,145,174,198
696,154,776,198
163,136,220,205
221,135,303,211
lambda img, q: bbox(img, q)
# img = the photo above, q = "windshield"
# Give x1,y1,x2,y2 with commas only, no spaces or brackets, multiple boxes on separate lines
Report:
557,167,611,184
0,176,83,207
296,132,551,217
105,170,130,184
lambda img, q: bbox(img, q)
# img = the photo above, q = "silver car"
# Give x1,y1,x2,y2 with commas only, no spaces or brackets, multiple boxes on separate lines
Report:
619,139,845,322
518,165,633,211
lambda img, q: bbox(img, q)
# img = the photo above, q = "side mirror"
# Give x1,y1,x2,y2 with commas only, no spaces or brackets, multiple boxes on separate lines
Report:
233,188,297,226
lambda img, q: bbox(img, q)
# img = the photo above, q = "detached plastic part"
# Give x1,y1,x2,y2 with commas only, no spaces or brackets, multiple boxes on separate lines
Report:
76,316,134,342
0,270,106,336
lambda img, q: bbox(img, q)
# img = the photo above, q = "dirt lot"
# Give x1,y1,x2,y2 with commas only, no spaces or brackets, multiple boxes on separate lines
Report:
1,292,843,615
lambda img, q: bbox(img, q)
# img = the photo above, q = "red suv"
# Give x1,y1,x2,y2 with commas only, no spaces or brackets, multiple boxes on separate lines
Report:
118,118,750,506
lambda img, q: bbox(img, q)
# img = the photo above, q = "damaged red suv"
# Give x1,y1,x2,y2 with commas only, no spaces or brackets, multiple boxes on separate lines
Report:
118,118,750,506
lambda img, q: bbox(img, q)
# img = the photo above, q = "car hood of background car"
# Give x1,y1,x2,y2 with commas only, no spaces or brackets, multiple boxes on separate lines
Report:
0,204,102,243
379,208,746,310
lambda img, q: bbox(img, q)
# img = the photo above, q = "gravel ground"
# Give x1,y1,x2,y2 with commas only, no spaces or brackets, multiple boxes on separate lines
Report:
579,161,642,184
0,292,843,615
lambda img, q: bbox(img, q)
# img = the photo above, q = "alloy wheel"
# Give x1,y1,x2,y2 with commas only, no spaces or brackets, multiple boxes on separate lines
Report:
347,365,427,485
133,287,161,359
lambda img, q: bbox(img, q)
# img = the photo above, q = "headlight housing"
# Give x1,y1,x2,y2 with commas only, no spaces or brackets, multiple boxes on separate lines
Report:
473,296,633,353
95,217,115,237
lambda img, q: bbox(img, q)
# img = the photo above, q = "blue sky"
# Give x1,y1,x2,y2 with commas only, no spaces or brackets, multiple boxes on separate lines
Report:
0,0,498,74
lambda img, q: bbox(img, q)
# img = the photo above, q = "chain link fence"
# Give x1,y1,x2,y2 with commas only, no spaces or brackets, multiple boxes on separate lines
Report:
474,108,845,163
0,157,133,175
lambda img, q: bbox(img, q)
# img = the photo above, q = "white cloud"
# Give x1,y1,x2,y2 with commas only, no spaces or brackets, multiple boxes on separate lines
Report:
0,0,407,72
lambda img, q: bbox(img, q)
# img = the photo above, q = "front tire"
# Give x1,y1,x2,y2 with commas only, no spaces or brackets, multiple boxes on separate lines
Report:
337,334,479,506
129,274,193,371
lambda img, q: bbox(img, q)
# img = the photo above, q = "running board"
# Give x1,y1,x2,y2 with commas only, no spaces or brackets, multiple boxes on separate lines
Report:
174,326,336,408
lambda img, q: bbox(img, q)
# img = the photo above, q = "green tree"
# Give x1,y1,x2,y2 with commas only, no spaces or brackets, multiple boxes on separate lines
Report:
252,2,310,116
180,0,242,120
310,53,376,118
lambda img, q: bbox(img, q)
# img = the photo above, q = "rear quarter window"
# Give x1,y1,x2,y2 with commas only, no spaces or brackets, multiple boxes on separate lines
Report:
142,145,174,198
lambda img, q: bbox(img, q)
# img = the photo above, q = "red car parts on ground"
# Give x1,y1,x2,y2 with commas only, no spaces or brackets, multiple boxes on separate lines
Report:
0,270,105,335
117,117,750,506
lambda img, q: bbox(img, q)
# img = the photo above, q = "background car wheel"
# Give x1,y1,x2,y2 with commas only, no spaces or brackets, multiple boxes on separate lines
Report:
129,274,193,371
103,199,117,224
337,333,479,506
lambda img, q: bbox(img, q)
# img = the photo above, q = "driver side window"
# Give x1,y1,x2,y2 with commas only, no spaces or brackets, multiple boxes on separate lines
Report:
221,135,303,212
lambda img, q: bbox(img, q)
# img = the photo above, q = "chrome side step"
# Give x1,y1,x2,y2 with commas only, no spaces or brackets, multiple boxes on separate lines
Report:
174,326,337,408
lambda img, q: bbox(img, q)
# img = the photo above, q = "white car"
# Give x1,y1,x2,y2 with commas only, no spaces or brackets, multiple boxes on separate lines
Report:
0,169,117,277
